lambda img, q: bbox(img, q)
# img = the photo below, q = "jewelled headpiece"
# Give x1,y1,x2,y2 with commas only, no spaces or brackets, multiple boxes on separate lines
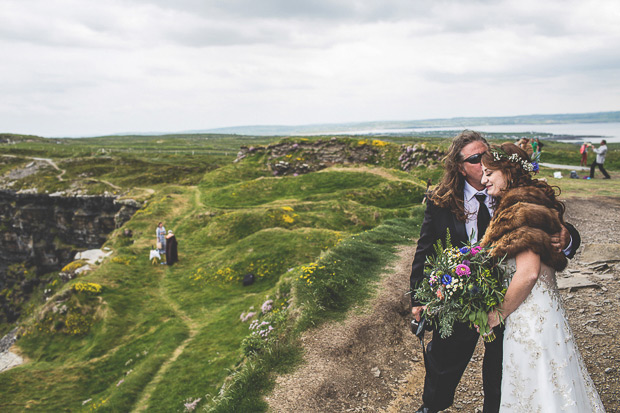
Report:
490,147,536,172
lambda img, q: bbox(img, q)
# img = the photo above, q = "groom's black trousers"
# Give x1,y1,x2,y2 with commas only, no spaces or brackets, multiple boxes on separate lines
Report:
422,321,505,413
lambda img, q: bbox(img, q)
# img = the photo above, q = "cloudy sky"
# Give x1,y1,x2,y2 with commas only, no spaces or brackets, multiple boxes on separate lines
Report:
1,0,619,137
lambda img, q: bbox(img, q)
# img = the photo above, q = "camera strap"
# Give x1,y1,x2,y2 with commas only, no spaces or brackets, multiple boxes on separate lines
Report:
413,317,427,356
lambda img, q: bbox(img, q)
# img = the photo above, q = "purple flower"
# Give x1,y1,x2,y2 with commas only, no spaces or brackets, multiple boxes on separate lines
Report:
261,300,274,314
471,246,482,256
441,274,452,285
462,260,471,267
240,312,256,322
184,398,202,412
455,264,471,276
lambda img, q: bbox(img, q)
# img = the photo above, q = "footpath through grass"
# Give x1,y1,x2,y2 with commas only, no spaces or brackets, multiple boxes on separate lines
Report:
1,133,616,412
0,155,427,411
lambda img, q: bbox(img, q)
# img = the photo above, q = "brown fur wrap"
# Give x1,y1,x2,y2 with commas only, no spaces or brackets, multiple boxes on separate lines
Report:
480,186,568,271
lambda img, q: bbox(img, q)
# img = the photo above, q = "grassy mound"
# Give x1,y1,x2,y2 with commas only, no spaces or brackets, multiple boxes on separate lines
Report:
0,138,432,411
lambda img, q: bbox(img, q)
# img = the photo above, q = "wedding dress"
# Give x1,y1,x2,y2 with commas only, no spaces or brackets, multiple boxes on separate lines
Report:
500,259,606,412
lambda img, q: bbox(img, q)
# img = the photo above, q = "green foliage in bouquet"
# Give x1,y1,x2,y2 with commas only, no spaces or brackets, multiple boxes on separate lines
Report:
415,231,510,341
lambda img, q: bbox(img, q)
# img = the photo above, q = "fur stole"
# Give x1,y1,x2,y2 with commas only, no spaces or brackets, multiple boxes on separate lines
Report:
480,186,568,271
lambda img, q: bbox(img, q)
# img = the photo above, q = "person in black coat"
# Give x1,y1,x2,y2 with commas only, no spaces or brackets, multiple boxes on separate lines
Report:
165,230,178,266
410,130,580,413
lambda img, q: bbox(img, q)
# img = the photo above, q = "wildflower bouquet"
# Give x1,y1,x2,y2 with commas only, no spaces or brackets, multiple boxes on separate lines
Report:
415,232,509,342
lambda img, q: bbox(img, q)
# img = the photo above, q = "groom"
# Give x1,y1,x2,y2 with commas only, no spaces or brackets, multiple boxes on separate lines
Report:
410,131,580,413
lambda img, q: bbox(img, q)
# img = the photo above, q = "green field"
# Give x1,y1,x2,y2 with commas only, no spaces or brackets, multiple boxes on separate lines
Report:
0,132,617,411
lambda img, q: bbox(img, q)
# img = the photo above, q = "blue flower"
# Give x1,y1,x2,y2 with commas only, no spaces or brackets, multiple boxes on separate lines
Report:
532,162,539,172
459,247,470,254
441,274,452,285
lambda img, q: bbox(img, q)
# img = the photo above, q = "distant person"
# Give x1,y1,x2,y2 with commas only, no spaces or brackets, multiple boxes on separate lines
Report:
589,140,610,179
580,142,591,167
156,222,166,254
531,137,539,153
517,138,533,156
165,230,178,266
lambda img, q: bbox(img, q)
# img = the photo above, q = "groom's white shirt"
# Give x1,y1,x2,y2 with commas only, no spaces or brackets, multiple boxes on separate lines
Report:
463,181,492,243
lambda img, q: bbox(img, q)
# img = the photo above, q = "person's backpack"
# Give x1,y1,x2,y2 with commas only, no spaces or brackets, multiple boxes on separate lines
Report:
570,170,579,179
243,273,255,286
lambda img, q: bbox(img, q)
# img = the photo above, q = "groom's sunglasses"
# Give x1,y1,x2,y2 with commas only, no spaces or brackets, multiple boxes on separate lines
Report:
462,153,484,164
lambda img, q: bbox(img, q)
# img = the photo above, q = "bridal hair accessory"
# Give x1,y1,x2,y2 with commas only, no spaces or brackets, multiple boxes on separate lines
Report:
490,147,536,172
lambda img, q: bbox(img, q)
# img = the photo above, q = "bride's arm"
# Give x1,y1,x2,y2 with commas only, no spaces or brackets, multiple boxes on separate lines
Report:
488,250,541,328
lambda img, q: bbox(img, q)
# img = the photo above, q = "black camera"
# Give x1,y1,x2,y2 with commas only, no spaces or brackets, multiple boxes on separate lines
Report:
411,317,426,339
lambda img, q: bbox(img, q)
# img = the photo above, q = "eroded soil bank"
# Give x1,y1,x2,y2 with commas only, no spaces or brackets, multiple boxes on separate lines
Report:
267,197,620,412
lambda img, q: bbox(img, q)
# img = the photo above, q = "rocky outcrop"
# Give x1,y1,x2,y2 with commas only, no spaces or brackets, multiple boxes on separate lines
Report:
398,143,443,171
235,138,443,176
0,191,139,276
235,138,381,176
0,191,140,324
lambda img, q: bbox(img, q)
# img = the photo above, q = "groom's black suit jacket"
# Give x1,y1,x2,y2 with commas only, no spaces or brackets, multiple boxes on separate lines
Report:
410,198,581,307
410,196,581,412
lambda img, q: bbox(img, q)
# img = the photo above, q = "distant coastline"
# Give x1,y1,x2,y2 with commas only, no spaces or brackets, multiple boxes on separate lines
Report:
194,111,620,138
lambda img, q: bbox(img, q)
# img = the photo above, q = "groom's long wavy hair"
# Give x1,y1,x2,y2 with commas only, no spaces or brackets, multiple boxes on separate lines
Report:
428,130,488,222
481,143,566,221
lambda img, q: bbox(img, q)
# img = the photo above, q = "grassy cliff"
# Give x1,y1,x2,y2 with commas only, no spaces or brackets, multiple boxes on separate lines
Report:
0,135,441,412
0,132,617,411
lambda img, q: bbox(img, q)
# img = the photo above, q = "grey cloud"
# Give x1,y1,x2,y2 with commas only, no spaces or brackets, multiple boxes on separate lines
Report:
420,43,620,85
127,0,437,21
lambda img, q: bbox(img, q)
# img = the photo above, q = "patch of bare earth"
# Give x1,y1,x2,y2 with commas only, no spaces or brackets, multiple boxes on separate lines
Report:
267,197,620,413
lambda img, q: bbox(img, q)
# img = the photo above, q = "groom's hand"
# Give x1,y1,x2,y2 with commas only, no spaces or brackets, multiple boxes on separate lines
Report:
551,226,570,252
411,305,425,322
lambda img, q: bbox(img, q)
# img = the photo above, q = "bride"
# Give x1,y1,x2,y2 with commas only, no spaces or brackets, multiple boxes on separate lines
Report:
479,143,605,412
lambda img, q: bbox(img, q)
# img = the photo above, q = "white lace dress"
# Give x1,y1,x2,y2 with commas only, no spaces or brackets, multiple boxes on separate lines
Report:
500,259,606,412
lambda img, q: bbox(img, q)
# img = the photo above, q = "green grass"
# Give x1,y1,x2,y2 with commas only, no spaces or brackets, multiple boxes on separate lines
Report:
536,166,620,198
0,132,617,412
0,153,428,411
535,141,620,171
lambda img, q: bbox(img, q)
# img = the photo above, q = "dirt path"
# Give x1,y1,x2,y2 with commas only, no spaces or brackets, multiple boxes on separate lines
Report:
322,166,410,182
267,197,620,412
132,270,201,412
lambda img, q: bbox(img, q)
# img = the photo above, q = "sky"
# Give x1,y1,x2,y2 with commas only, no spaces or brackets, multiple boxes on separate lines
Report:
1,0,619,137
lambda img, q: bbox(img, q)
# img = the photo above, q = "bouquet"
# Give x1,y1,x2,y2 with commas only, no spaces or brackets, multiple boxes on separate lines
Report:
415,232,510,342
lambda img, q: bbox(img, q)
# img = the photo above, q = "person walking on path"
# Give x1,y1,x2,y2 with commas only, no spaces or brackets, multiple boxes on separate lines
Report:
590,140,611,179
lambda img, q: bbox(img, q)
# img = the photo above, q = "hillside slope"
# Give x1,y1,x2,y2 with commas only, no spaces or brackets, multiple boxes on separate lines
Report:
0,137,440,412
267,197,620,412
